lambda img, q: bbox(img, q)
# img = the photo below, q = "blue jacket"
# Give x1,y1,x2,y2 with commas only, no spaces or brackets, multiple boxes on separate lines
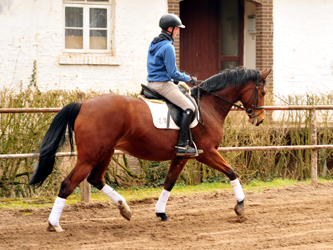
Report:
147,39,191,83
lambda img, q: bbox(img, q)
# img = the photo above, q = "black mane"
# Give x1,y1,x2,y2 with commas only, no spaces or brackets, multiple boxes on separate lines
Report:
191,68,259,96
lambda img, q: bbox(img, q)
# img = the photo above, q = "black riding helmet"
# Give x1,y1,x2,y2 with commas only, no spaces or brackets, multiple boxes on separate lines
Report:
159,13,185,30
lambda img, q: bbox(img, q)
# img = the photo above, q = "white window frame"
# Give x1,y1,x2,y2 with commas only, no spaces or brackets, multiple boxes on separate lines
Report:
63,1,111,54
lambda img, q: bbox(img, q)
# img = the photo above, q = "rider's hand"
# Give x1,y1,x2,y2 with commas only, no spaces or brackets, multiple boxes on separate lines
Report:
190,76,198,86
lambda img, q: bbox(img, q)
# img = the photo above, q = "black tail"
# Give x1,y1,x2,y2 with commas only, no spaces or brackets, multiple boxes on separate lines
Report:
29,102,82,187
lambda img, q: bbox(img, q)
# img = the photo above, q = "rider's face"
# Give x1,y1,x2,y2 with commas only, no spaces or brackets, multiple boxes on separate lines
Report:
173,27,180,38
167,27,180,38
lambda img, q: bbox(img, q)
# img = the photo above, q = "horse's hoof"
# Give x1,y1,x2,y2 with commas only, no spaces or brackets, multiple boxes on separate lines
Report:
156,213,169,221
118,201,132,221
234,200,245,217
47,222,64,232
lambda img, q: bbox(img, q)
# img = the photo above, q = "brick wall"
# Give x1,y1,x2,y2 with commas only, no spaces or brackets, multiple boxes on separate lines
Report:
255,0,274,91
167,0,274,90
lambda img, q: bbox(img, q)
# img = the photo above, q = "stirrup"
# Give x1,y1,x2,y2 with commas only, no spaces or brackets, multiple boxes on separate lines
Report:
175,144,203,157
191,142,202,157
175,145,196,156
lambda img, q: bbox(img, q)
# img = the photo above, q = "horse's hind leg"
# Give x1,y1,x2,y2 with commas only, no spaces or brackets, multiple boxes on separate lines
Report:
155,158,188,221
87,153,132,221
48,160,95,232
48,153,131,232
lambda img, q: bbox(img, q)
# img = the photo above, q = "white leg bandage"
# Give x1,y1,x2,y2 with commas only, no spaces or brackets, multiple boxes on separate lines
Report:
155,189,170,213
230,178,245,202
101,184,126,205
48,197,66,226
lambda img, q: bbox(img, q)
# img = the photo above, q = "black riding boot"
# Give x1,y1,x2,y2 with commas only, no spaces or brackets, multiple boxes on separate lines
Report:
176,109,203,156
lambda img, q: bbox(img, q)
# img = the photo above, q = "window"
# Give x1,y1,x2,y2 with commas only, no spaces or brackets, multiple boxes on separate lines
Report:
219,0,244,70
63,0,111,53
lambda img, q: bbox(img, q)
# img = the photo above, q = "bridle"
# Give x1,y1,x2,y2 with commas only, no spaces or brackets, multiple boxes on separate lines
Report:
194,71,266,126
241,72,266,119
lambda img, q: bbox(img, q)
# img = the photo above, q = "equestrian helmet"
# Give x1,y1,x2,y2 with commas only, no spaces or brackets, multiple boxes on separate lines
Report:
159,14,185,29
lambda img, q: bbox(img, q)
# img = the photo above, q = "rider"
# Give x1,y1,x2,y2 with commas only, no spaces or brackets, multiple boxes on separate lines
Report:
147,13,203,156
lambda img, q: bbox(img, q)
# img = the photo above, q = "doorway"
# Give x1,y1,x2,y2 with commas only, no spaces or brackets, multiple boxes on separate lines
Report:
180,0,244,81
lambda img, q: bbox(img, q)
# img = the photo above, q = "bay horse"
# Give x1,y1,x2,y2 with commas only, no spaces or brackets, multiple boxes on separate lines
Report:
29,68,271,232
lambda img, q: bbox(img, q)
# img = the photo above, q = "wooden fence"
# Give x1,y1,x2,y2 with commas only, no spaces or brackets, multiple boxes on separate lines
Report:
1,99,333,201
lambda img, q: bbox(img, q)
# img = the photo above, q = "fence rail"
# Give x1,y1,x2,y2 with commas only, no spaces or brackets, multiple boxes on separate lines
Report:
0,108,62,113
2,105,333,113
1,145,332,159
1,104,333,200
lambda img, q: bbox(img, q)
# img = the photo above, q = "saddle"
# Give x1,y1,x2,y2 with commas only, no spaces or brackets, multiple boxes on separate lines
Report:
140,83,198,128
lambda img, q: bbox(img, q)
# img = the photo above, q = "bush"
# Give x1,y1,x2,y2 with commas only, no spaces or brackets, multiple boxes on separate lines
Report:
1,89,333,197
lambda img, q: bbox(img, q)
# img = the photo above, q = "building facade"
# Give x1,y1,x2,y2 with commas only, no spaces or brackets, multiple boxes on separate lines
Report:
0,0,332,98
0,0,166,93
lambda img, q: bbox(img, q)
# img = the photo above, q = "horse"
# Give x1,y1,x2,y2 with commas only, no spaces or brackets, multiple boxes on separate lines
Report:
29,67,271,232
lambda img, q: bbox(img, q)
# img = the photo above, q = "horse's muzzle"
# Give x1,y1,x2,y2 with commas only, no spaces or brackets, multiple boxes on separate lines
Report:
256,119,264,126
248,117,264,126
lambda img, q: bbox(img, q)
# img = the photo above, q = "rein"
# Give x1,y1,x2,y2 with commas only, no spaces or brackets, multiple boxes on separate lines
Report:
194,71,265,126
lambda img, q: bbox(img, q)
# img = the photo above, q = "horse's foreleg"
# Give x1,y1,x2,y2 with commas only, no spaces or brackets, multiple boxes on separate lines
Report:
230,178,245,216
87,154,132,221
48,161,94,232
155,158,188,221
197,150,245,216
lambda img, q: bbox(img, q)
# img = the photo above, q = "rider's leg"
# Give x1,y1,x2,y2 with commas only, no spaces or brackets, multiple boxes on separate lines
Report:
147,81,202,156
148,81,195,111
175,108,203,156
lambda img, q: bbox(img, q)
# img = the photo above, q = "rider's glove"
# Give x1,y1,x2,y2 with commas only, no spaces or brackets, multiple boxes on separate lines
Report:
190,76,198,86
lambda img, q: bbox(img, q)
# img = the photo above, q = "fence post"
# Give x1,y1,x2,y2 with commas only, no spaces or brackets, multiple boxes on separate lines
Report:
311,109,318,187
77,92,91,202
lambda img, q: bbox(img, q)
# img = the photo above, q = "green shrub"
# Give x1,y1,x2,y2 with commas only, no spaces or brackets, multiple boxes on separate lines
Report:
1,89,333,197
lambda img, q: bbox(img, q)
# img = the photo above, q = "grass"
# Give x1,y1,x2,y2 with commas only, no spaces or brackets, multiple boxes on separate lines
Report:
1,178,332,210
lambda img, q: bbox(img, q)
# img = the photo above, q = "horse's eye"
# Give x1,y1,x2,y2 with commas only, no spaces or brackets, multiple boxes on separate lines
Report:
261,92,266,97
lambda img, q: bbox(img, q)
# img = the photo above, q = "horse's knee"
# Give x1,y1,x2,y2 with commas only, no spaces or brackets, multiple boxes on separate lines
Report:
87,175,104,190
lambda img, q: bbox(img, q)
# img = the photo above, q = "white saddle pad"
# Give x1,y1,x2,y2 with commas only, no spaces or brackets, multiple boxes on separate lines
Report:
141,98,198,130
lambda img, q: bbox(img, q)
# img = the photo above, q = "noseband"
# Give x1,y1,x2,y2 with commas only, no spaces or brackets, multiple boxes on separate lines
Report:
194,71,265,125
242,73,266,119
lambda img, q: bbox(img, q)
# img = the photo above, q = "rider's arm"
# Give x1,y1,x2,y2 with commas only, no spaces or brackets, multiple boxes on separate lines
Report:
163,45,191,83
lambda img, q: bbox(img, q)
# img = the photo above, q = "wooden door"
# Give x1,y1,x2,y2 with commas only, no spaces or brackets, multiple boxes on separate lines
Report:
180,0,244,82
180,0,219,81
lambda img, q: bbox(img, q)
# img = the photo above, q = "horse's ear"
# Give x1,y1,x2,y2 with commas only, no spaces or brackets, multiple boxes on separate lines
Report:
260,69,271,81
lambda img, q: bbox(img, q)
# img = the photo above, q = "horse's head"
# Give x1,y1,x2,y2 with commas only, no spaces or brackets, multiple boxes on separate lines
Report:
240,69,271,126
190,68,271,126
